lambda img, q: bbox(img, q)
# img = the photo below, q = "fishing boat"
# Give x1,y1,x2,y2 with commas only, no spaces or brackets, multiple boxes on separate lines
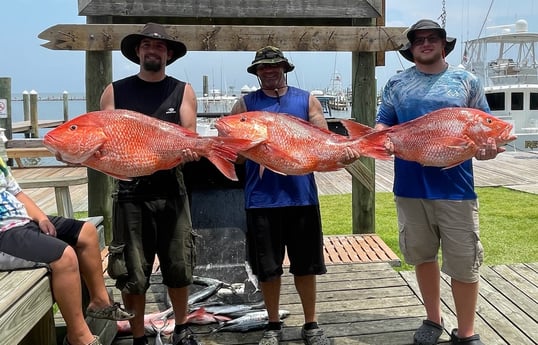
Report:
461,19,538,152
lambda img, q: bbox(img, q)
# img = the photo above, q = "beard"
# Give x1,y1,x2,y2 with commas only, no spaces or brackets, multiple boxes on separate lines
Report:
142,59,163,72
413,50,444,65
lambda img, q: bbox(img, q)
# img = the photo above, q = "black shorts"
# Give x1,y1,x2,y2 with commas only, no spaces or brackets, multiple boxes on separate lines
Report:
0,216,83,270
245,205,326,281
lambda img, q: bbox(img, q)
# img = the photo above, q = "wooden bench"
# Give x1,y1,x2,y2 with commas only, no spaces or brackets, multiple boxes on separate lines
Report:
5,138,55,168
0,267,56,345
0,217,114,345
17,176,88,218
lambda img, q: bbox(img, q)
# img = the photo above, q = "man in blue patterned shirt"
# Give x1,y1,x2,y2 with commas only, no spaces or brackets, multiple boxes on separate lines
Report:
376,19,504,345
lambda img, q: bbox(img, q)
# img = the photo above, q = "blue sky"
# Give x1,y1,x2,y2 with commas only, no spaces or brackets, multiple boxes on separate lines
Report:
2,0,537,97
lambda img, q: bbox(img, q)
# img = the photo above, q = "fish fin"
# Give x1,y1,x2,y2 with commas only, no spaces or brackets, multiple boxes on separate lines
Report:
441,161,466,170
340,119,375,138
205,137,262,181
206,156,239,181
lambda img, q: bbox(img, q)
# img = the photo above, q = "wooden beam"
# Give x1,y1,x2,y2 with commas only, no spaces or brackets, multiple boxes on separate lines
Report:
77,0,383,19
39,24,406,52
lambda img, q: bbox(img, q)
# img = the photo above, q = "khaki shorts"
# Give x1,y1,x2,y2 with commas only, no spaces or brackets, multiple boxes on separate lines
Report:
395,197,484,283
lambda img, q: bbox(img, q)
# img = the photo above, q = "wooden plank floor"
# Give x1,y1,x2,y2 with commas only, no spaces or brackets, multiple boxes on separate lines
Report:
107,261,538,345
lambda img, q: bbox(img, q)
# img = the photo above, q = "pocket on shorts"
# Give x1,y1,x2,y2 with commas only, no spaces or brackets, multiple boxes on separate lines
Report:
107,243,128,279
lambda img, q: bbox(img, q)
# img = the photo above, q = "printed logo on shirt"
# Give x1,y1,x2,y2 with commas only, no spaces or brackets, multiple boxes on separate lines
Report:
165,108,177,114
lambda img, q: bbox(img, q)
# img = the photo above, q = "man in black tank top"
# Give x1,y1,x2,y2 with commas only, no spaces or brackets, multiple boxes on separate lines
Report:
100,23,200,345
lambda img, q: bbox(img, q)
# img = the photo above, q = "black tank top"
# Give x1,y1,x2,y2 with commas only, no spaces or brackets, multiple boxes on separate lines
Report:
112,75,187,200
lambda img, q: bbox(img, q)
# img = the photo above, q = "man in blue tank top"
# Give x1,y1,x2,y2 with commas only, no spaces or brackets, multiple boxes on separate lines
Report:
230,46,332,345
376,19,504,345
100,23,200,345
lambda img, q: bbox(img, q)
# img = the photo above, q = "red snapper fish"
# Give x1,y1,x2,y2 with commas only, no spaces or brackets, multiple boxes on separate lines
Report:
214,111,379,176
43,110,257,181
359,107,517,168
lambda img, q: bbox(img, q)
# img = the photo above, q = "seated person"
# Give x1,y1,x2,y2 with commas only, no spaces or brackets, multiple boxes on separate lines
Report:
0,158,134,345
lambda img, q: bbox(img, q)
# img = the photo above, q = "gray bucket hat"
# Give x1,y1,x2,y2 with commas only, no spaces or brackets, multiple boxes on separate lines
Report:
120,22,187,65
399,19,456,62
247,46,295,75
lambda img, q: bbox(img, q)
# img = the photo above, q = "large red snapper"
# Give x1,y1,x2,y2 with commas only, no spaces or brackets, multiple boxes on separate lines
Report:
359,107,517,168
43,109,257,181
214,111,380,175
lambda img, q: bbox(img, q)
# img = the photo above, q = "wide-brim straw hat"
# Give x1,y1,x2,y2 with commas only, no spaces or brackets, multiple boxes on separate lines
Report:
247,46,295,75
120,22,187,65
399,19,456,62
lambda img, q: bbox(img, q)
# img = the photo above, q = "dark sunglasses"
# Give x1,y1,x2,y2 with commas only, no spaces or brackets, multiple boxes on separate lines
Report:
412,35,442,46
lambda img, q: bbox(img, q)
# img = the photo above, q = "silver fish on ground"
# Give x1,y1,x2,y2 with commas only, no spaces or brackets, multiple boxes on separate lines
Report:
212,309,290,333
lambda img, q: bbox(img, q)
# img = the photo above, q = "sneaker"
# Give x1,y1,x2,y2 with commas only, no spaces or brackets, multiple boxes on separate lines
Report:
259,329,282,345
301,327,330,345
172,328,201,345
86,302,134,321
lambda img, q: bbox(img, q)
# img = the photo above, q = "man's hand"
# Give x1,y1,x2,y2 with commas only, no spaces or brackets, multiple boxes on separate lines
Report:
38,218,57,237
475,137,504,160
341,147,361,165
181,148,200,163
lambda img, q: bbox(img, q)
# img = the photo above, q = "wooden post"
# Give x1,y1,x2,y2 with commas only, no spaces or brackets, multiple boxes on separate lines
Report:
62,91,69,121
29,90,39,138
0,77,12,139
86,15,114,243
23,91,30,138
350,18,377,234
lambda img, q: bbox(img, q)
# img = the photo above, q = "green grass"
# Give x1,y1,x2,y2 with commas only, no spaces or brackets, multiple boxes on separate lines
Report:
319,187,538,270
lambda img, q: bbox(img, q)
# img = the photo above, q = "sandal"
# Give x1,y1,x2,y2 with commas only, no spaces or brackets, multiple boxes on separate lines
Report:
414,319,444,345
450,329,484,345
86,302,134,321
63,335,102,345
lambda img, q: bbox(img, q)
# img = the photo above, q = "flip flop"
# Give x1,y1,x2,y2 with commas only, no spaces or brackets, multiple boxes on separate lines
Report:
414,319,444,345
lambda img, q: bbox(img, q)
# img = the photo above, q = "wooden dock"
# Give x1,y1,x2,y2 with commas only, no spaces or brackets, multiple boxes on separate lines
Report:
107,261,538,345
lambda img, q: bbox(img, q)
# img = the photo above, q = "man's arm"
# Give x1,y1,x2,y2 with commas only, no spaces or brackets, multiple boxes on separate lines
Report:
100,84,115,110
308,95,328,130
179,83,197,132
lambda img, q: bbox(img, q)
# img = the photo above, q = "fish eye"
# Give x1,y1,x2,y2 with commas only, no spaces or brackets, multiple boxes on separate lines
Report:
68,124,78,131
240,116,246,122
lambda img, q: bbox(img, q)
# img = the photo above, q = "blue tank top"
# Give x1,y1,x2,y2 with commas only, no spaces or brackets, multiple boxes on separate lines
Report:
376,66,491,200
243,87,319,208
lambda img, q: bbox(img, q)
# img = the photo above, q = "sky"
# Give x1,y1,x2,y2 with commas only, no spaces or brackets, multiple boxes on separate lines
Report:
2,0,538,97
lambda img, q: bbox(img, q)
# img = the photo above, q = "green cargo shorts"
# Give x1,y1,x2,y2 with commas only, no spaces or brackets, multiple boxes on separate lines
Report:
110,194,196,294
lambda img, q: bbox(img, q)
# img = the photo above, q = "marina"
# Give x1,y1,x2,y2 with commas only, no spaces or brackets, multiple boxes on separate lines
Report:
462,19,538,152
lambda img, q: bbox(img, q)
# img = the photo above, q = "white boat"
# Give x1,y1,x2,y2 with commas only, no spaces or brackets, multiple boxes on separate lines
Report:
462,19,538,152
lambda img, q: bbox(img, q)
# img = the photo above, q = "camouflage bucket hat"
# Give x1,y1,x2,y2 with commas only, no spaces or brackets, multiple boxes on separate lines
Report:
247,46,295,75
399,19,456,62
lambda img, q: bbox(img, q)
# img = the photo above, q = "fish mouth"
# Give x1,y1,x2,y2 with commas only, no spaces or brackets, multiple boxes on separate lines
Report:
498,125,518,145
213,119,231,135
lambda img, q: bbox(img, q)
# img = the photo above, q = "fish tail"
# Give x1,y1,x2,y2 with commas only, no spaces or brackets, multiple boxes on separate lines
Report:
202,137,252,181
340,119,375,138
357,132,393,160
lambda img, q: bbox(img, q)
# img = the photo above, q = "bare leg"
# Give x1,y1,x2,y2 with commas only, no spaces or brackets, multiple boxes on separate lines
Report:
75,222,111,310
168,286,189,325
260,277,282,323
122,293,146,338
452,279,479,338
294,275,317,324
416,261,442,325
49,246,95,345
